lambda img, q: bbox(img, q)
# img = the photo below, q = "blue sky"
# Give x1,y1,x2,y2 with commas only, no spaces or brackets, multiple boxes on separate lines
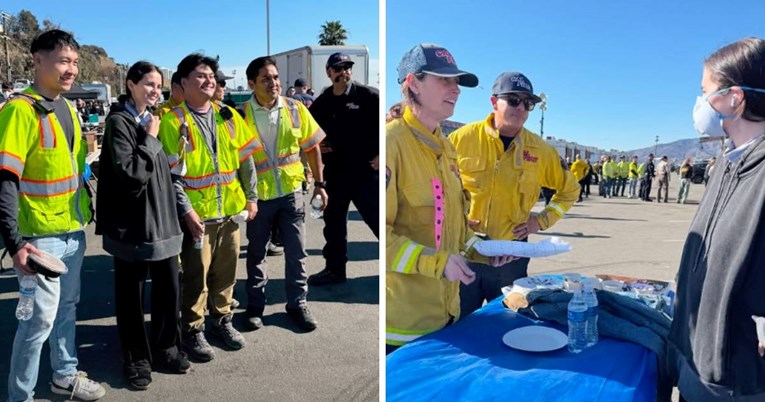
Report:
2,0,379,90
386,0,765,150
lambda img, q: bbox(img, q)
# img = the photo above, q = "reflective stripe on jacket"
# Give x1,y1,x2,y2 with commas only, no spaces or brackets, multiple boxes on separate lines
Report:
386,107,481,346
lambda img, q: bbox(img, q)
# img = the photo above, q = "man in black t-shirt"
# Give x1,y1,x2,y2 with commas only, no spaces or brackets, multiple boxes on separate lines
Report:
307,52,379,286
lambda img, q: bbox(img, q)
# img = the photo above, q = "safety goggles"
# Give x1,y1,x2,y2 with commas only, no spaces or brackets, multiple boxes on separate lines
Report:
498,94,536,111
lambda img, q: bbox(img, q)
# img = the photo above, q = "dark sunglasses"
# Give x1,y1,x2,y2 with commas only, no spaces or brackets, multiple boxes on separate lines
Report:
498,94,536,111
331,64,352,73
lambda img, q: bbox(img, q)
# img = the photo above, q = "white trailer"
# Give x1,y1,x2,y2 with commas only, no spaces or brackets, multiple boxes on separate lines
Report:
271,45,370,95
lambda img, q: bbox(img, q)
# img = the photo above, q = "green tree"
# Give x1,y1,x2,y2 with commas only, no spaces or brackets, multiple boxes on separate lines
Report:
318,20,348,46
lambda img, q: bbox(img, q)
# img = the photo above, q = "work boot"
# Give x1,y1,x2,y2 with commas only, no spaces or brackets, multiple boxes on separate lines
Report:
244,307,264,331
211,318,246,350
286,304,318,331
183,330,215,362
308,268,346,286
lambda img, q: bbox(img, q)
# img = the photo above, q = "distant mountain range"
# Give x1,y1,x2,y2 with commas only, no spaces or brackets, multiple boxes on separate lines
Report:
625,137,724,162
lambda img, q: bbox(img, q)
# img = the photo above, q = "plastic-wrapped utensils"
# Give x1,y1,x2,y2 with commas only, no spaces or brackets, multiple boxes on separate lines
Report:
474,237,572,258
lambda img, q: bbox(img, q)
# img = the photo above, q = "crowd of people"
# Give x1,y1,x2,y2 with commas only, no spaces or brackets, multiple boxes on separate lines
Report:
0,29,378,400
570,153,717,204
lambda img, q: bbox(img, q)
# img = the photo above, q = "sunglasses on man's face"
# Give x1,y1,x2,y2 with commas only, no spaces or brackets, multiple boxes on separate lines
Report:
498,94,536,111
331,64,352,73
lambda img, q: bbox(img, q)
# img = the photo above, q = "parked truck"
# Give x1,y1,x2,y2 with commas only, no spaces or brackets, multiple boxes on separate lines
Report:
271,45,371,94
81,82,113,105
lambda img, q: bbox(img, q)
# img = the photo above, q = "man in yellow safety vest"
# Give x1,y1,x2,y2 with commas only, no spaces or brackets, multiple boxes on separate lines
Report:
0,29,106,402
239,56,327,332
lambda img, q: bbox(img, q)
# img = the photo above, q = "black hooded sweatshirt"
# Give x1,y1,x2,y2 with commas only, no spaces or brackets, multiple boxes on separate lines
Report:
95,102,183,261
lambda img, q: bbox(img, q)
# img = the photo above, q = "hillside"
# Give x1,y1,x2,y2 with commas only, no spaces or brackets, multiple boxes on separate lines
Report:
0,10,122,93
625,137,723,162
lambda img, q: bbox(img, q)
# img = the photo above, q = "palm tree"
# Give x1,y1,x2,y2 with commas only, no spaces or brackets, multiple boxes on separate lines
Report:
318,21,348,46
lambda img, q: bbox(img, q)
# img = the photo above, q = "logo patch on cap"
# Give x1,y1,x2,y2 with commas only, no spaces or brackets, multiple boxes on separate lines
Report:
434,49,455,65
511,75,532,91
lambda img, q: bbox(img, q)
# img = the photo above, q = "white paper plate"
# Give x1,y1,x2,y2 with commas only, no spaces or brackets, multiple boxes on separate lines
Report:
502,326,568,352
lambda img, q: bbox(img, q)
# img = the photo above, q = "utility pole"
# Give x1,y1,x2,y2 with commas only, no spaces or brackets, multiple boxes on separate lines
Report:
654,135,659,155
266,0,271,55
538,93,548,137
1,12,11,82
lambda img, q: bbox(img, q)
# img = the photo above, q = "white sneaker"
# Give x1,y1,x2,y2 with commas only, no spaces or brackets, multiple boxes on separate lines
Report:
51,371,106,401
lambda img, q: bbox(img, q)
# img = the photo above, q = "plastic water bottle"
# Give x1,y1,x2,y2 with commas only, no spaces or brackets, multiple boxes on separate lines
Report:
231,210,249,224
310,195,324,219
16,275,37,321
584,283,599,348
567,283,588,353
193,222,206,250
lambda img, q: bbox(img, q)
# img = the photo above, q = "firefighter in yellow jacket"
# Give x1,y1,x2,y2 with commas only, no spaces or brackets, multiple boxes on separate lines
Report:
450,72,580,317
570,155,590,202
386,44,513,354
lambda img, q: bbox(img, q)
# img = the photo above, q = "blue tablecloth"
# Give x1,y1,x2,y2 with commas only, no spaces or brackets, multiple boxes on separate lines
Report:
386,297,658,402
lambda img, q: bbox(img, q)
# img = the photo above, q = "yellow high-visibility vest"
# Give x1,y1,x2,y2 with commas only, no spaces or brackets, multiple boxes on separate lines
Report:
0,87,92,236
158,102,261,220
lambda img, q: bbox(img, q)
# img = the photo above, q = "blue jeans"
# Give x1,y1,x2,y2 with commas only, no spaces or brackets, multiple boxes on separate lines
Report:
628,177,639,197
677,178,691,203
8,231,86,402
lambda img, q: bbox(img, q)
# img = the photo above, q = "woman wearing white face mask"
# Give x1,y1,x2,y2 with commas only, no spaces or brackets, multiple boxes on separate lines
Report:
669,37,765,401
97,61,189,390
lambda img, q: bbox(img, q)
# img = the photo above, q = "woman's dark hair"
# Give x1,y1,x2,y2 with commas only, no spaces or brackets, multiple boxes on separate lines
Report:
246,56,278,81
705,37,765,122
30,29,79,54
120,61,162,104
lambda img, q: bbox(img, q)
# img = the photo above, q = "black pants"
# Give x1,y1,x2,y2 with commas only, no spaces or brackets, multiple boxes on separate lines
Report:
114,256,182,367
322,170,379,273
578,179,587,200
246,192,307,313
541,187,556,206
640,178,653,201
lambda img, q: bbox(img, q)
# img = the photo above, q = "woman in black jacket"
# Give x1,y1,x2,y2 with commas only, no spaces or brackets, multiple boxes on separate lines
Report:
96,61,188,390
669,37,765,401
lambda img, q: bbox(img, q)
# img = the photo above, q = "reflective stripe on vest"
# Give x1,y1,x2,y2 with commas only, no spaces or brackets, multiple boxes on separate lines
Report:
213,103,236,140
19,174,79,197
0,151,25,177
283,97,301,129
13,96,56,149
183,170,236,190
253,153,301,172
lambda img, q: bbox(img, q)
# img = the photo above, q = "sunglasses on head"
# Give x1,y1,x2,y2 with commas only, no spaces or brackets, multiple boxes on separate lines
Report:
498,94,536,111
331,64,352,73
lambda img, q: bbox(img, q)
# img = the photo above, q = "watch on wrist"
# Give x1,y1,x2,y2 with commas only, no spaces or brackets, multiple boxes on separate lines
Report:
314,181,327,189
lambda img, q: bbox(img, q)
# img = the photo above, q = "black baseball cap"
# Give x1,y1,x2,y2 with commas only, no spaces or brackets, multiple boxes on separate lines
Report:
215,70,233,84
396,43,478,88
294,78,308,87
326,52,354,69
492,72,542,103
